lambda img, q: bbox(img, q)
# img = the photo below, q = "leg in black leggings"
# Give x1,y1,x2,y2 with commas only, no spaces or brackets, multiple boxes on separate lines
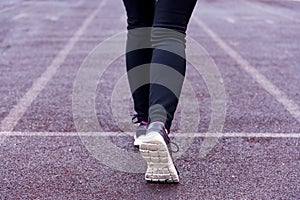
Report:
123,0,197,131
149,0,197,132
123,0,155,123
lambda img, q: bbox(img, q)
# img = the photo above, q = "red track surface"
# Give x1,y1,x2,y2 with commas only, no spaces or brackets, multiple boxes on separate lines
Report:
0,0,299,199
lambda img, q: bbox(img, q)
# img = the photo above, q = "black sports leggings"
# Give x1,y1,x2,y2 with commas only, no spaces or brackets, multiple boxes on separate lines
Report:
123,0,197,132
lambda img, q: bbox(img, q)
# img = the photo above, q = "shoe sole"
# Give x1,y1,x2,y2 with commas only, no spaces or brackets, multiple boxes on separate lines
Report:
134,135,143,147
134,140,140,147
139,132,179,183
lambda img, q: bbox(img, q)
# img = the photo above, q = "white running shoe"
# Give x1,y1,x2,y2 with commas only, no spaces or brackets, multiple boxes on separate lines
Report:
133,121,148,147
139,122,179,183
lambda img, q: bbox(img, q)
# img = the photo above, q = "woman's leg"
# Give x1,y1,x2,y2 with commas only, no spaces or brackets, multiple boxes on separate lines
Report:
122,0,155,123
149,0,197,132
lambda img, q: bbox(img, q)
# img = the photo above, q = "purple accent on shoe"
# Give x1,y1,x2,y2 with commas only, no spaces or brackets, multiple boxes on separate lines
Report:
140,121,148,125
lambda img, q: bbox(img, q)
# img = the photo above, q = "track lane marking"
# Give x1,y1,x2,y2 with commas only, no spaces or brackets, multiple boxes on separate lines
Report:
225,17,236,24
0,0,39,15
0,0,107,135
0,131,299,138
193,16,300,124
245,0,300,23
12,12,28,21
0,6,17,14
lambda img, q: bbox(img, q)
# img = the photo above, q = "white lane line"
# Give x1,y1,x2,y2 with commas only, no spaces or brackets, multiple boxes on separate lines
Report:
0,0,107,133
0,6,16,14
45,15,60,22
225,17,236,24
246,1,300,23
265,19,275,24
193,17,300,124
0,131,299,138
0,1,31,14
12,12,28,21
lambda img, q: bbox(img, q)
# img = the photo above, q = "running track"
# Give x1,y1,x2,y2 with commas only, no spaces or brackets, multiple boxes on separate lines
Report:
0,0,299,199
